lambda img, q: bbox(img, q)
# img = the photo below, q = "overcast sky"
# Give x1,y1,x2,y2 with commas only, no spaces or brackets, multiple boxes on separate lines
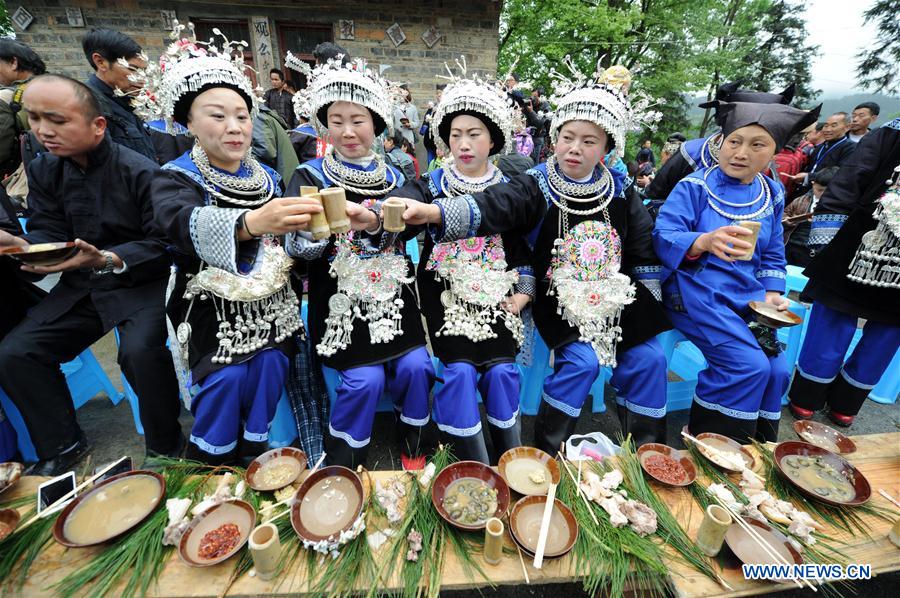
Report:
803,0,874,97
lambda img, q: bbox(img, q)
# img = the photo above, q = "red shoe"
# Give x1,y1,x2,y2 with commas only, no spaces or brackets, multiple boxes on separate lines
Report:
401,453,426,471
788,403,815,420
827,410,854,428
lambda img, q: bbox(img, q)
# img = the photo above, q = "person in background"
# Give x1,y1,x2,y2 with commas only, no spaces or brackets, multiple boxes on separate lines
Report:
773,126,813,197
798,121,823,156
659,133,686,165
421,100,437,166
0,39,45,180
289,88,318,164
636,139,655,167
515,125,534,158
427,146,445,172
848,102,879,143
0,75,184,474
82,28,156,161
789,112,856,198
393,84,419,148
264,68,296,130
783,166,838,267
529,86,551,163
312,42,350,66
383,133,417,182
787,118,900,428
252,104,299,183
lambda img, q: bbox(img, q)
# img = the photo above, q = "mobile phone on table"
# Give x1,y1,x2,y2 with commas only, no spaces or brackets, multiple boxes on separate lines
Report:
37,471,76,516
93,456,133,484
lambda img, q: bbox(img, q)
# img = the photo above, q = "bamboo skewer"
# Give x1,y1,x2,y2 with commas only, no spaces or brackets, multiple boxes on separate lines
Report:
711,496,816,592
557,452,600,525
879,489,900,509
532,481,557,569
20,456,128,531
515,543,531,584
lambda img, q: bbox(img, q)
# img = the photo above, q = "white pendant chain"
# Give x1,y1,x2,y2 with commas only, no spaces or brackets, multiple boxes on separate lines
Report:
439,165,504,197
322,147,397,196
703,166,766,207
192,144,274,207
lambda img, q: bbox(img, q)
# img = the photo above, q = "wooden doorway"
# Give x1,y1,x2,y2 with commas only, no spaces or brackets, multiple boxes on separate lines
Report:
276,22,332,88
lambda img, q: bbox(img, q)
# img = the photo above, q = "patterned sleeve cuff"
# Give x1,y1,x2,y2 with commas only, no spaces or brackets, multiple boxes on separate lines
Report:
513,266,536,298
631,265,663,301
357,200,389,252
284,231,328,260
429,195,481,243
756,269,787,293
189,206,261,274
808,214,849,247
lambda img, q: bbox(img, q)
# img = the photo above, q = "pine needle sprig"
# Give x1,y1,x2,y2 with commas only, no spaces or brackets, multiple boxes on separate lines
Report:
618,438,721,585
0,504,53,590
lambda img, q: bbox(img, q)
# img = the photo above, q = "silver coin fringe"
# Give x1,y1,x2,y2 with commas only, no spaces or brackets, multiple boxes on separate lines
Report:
847,200,900,289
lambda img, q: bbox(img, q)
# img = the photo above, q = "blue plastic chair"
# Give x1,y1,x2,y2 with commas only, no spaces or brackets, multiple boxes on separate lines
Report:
268,389,299,447
785,265,809,296
406,238,420,265
869,347,900,405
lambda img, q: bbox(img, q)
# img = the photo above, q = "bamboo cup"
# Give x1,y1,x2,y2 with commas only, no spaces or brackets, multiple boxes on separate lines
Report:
306,193,332,240
320,187,351,234
249,523,281,580
382,198,407,233
889,518,900,548
696,504,732,556
734,220,762,261
483,517,504,565
299,186,319,196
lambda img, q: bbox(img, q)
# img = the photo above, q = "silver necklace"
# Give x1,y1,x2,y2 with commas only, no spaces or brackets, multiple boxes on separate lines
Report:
322,147,397,196
700,132,722,168
705,176,772,221
546,155,613,202
191,144,274,207
703,166,766,207
440,165,503,197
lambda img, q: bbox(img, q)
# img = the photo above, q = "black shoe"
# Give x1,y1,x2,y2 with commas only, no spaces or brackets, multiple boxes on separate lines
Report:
441,431,490,464
26,433,91,477
487,418,522,463
184,441,237,466
146,433,186,460
622,412,667,447
324,432,368,468
533,400,579,457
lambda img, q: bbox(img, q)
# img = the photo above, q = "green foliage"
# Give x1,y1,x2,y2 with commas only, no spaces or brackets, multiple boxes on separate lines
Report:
499,0,819,152
856,0,900,94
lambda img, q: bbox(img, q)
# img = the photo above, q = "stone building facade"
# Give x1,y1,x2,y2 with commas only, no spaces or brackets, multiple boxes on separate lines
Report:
7,1,501,111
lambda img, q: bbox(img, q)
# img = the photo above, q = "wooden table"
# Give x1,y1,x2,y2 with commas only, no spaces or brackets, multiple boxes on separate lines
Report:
5,432,899,597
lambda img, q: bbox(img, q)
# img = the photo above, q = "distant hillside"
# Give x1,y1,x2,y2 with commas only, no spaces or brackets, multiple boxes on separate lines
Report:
687,92,900,123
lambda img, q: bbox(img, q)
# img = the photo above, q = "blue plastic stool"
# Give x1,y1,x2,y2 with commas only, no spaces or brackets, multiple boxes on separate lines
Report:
0,388,37,462
869,347,900,405
785,265,809,295
406,238,420,265
268,389,299,447
65,349,124,409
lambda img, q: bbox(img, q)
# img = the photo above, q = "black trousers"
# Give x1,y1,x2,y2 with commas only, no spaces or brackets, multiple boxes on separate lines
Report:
0,295,182,459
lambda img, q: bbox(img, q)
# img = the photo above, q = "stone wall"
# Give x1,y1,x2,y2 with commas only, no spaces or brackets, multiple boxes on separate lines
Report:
8,0,501,111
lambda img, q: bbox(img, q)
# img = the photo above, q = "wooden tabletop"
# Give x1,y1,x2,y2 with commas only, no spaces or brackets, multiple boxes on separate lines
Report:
4,432,899,597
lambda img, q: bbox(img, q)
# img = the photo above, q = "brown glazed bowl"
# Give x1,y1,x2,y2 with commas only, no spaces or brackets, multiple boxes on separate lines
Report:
53,470,166,548
748,300,803,328
431,460,511,531
245,446,307,492
179,499,256,567
1,242,78,267
0,508,21,541
0,462,24,496
291,466,364,543
724,516,803,583
508,495,578,559
792,420,857,454
694,432,757,473
637,443,698,487
773,441,871,506
497,446,561,496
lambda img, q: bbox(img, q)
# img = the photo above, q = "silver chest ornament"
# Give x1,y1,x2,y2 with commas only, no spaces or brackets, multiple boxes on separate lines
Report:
427,234,524,345
180,240,303,365
317,233,414,357
847,180,900,289
548,220,636,367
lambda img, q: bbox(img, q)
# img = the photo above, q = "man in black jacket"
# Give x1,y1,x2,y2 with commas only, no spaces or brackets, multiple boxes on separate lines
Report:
788,111,857,198
0,75,182,475
82,28,157,162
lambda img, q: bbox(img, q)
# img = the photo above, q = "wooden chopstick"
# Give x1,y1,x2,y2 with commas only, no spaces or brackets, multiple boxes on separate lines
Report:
557,453,600,525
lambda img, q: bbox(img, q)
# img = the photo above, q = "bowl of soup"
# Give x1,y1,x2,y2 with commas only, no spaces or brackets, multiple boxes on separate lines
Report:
291,466,363,543
774,441,870,506
509,495,578,558
246,447,307,492
498,447,560,496
431,461,510,531
53,470,165,547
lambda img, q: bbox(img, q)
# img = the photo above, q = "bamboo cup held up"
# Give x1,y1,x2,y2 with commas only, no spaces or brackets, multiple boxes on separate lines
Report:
696,504,732,556
249,523,281,581
483,517,504,565
735,220,762,261
299,186,319,196
306,193,332,240
320,187,351,234
382,198,407,233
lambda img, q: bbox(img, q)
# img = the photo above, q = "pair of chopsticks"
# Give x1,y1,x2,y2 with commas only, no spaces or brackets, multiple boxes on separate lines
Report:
19,456,128,532
710,496,817,592
681,431,765,482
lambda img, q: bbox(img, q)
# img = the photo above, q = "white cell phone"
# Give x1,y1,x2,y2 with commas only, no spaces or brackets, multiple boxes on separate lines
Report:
37,471,76,516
